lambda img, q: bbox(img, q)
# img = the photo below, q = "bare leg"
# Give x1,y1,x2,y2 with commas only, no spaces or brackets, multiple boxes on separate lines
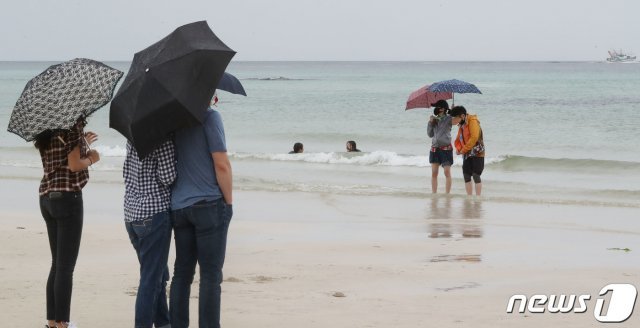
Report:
443,166,452,194
48,320,56,328
431,164,440,193
475,182,482,196
465,182,473,195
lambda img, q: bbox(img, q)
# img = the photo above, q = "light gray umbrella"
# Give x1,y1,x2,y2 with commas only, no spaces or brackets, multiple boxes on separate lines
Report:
7,58,123,141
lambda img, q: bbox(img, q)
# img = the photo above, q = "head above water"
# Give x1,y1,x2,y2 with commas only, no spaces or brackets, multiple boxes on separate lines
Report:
346,140,358,152
293,142,304,153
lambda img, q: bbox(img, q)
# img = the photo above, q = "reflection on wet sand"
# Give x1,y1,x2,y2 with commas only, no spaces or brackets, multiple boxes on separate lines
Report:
426,196,484,239
426,196,485,263
427,196,453,238
461,198,483,238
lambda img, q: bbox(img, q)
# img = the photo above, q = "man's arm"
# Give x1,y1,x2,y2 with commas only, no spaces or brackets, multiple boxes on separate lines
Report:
461,120,481,154
212,151,232,205
156,140,177,186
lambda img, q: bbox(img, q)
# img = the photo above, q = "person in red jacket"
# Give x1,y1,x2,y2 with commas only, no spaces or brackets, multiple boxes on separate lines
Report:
450,106,485,196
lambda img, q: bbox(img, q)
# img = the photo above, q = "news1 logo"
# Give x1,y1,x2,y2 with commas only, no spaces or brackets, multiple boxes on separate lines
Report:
506,284,638,323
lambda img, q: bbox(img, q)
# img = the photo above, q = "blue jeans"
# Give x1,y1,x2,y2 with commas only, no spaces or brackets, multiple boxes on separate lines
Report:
125,211,172,328
170,199,233,328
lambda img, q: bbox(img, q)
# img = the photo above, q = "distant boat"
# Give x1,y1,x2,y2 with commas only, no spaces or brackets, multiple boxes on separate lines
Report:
606,49,636,63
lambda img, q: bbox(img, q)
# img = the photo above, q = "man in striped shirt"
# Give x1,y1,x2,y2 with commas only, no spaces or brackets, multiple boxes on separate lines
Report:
123,139,176,328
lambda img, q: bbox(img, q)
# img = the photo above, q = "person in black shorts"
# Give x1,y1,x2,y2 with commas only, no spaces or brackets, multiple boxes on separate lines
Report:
427,100,454,193
450,106,485,196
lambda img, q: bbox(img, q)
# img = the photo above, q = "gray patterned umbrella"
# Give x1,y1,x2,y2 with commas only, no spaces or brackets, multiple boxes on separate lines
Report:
7,58,123,141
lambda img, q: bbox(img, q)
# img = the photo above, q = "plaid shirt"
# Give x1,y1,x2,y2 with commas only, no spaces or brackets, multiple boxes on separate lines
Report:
39,122,89,196
123,139,177,222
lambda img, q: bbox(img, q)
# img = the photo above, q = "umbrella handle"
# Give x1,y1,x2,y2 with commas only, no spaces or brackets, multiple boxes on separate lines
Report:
83,135,92,150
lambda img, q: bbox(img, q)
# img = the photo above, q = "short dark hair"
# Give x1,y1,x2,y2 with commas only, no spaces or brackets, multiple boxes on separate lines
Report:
449,106,467,117
34,130,55,150
433,107,447,116
293,142,303,153
431,100,449,110
347,140,357,149
34,116,86,150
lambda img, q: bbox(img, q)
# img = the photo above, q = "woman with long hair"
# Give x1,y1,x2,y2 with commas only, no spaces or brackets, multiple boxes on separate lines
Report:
35,116,100,328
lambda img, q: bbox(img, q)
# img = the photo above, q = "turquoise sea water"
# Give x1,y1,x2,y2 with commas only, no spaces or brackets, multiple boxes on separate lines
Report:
1,61,640,206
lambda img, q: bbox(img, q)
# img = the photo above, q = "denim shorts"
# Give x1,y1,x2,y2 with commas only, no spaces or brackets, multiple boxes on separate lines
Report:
429,148,453,166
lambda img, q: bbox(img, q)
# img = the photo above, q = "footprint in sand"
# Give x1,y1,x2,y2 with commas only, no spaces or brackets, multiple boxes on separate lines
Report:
437,282,480,292
429,254,481,263
248,275,293,283
224,277,244,283
251,275,274,283
125,287,138,296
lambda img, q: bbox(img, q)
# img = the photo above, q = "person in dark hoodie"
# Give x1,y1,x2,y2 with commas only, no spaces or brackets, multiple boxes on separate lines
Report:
427,100,454,193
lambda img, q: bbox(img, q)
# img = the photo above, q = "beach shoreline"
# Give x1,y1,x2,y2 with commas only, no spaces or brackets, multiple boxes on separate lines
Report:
1,178,639,327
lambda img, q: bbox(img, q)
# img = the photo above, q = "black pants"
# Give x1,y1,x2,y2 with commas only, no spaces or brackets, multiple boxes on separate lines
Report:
462,156,485,183
39,192,83,323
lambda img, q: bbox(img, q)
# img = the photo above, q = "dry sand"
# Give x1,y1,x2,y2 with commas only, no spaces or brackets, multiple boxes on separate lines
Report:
1,180,639,327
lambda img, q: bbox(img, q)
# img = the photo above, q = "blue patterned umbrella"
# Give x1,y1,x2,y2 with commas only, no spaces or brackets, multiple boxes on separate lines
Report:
428,79,481,105
428,79,482,94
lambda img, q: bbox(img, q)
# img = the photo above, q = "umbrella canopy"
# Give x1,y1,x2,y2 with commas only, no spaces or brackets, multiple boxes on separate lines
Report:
218,72,246,96
7,58,123,141
405,84,452,110
428,79,482,94
110,21,236,157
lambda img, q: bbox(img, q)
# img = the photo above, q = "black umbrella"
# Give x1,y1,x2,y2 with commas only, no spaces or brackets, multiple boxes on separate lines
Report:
218,72,247,96
110,21,235,157
7,58,123,141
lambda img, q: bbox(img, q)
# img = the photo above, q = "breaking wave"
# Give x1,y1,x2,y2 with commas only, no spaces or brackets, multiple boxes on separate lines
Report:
230,151,640,172
244,76,310,81
230,151,505,167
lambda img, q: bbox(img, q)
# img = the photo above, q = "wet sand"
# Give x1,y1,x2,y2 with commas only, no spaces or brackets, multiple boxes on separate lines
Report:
1,180,639,327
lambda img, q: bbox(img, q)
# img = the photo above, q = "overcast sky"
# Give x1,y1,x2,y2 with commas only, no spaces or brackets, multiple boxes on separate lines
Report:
1,0,638,61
